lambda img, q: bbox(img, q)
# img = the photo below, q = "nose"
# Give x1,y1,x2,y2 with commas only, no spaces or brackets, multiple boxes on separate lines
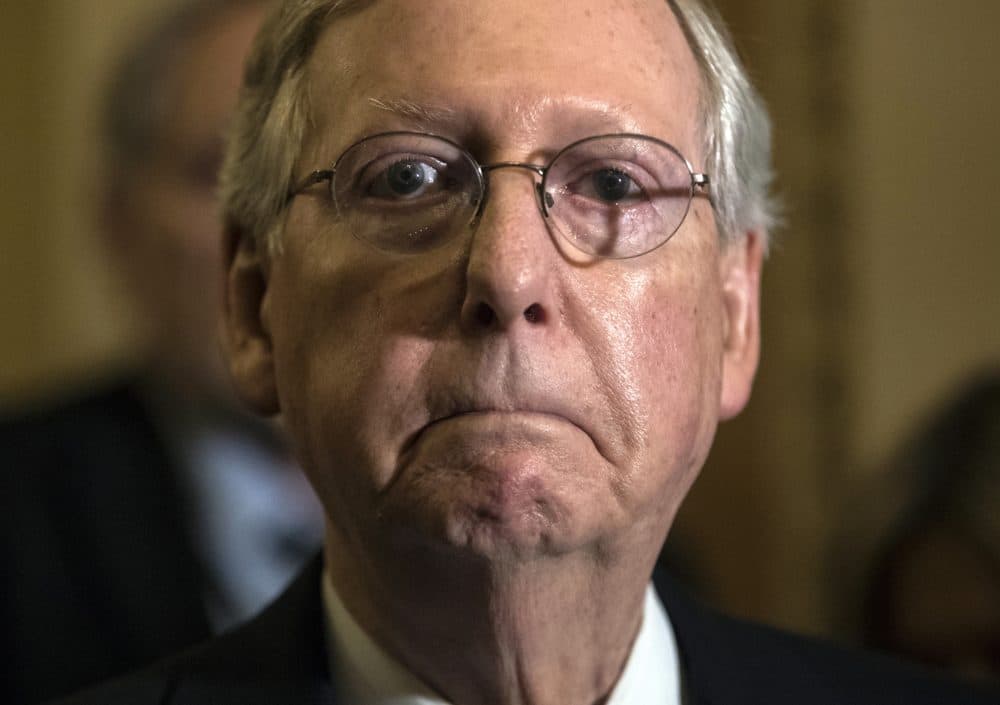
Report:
459,170,557,333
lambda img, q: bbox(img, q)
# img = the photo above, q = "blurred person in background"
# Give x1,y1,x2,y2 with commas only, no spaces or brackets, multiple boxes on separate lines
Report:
0,1,322,702
863,371,1000,684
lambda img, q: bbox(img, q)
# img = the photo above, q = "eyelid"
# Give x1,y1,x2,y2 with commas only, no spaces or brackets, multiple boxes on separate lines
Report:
559,159,657,194
354,153,449,189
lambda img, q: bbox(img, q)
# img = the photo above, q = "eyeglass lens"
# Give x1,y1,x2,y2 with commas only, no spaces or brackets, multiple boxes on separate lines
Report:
330,133,696,258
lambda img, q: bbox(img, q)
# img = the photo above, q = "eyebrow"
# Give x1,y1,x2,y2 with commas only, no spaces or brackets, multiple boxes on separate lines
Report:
367,97,460,129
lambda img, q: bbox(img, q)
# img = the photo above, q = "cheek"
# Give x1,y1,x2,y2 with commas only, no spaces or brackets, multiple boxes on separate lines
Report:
606,257,725,511
267,238,458,500
642,298,722,452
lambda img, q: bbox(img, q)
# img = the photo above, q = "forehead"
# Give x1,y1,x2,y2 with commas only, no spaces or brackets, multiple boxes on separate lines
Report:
302,0,703,160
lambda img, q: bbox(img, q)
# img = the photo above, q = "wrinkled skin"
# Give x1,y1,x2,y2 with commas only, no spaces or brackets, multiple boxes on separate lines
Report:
225,1,763,703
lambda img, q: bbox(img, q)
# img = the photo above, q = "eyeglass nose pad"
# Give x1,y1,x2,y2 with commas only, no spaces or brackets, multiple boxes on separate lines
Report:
536,183,554,216
470,182,487,222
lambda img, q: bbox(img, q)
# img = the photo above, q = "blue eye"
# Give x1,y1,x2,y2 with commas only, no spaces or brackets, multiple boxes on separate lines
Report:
559,161,647,208
591,168,634,202
370,159,439,198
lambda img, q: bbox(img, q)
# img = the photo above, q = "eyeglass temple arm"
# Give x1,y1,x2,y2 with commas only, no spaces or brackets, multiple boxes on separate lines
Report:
287,169,335,202
692,173,713,207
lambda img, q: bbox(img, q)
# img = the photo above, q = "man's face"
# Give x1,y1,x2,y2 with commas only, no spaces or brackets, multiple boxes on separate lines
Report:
108,4,265,392
232,0,761,564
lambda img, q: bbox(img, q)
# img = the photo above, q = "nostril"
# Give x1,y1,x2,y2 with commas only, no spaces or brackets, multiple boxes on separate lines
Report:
474,302,496,327
523,303,544,324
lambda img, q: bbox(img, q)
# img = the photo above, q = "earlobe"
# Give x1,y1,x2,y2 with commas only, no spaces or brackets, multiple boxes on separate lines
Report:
222,225,280,415
718,231,764,420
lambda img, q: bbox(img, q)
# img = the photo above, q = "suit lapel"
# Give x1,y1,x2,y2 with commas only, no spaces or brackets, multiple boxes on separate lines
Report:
170,554,338,704
654,568,749,705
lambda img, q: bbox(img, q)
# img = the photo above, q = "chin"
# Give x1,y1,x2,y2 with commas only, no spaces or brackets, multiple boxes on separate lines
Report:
374,456,598,561
444,498,563,559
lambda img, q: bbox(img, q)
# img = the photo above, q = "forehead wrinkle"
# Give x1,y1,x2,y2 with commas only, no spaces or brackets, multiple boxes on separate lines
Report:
505,94,647,138
359,93,649,157
477,92,656,161
303,0,703,163
380,91,647,138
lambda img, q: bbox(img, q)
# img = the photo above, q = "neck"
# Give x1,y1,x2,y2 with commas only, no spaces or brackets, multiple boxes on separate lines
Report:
326,531,654,705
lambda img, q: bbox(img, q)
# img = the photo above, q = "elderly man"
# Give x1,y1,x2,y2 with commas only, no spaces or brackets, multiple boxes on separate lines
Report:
52,1,1000,704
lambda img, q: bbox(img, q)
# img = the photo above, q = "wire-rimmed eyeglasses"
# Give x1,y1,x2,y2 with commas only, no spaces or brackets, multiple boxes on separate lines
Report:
288,132,710,260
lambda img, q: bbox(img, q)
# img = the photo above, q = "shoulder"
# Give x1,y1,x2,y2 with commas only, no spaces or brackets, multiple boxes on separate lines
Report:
43,665,174,705
701,610,996,704
45,556,336,705
0,375,211,704
41,626,291,705
655,573,1000,705
0,376,160,477
0,376,146,429
0,374,174,533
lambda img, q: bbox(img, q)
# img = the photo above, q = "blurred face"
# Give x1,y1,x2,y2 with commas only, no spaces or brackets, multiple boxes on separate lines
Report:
230,0,762,564
108,4,266,392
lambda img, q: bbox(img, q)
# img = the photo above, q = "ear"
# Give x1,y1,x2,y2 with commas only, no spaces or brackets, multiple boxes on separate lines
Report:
718,231,765,420
222,224,280,415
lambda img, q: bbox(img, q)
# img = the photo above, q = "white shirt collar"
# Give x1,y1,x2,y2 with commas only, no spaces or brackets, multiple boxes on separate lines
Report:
322,571,682,705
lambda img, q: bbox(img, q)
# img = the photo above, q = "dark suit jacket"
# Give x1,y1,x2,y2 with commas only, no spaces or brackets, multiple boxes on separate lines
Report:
48,556,1000,705
1,380,213,704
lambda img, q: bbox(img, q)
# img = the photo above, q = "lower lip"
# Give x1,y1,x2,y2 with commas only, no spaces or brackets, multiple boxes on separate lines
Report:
399,410,580,467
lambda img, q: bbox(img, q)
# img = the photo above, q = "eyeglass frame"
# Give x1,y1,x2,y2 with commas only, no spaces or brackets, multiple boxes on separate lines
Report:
287,131,712,259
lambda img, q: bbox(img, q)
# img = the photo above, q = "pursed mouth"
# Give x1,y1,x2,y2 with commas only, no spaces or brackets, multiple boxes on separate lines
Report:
399,406,602,460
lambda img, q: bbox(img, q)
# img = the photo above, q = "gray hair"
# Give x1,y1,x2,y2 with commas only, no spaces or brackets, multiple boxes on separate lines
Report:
101,0,265,189
221,0,775,254
670,0,777,247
